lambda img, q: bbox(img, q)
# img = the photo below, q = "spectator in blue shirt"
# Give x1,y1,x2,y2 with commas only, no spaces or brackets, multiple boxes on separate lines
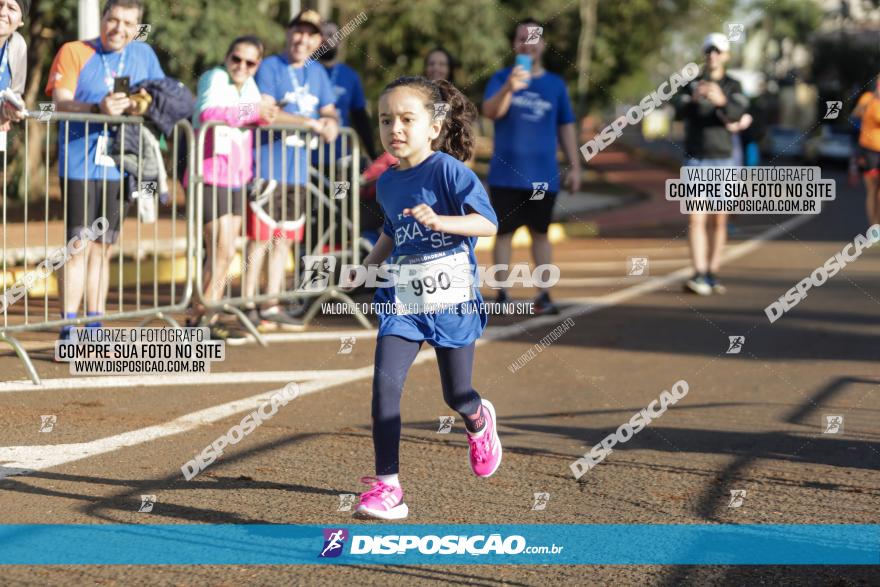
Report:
317,20,377,161
46,0,165,339
483,17,582,315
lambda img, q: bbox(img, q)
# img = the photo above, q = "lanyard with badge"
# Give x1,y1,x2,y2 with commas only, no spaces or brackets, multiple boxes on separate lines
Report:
98,39,127,92
94,40,126,167
285,63,319,147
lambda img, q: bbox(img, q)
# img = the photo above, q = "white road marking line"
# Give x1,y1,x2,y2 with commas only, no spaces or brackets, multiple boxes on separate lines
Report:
0,215,813,478
0,370,358,394
256,330,376,343
0,350,440,479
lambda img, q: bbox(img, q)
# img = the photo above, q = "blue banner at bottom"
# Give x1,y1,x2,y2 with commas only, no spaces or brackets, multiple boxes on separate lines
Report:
0,525,876,565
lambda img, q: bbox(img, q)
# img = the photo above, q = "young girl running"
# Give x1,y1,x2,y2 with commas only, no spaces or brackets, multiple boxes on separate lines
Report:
352,76,501,520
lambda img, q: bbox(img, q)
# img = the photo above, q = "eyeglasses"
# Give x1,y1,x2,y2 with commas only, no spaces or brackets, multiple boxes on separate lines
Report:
230,55,259,68
704,46,721,55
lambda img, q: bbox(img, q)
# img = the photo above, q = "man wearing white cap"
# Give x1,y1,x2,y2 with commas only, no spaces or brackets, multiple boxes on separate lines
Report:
673,32,748,296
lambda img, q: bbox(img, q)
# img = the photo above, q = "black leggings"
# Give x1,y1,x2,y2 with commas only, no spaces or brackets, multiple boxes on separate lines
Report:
372,335,483,475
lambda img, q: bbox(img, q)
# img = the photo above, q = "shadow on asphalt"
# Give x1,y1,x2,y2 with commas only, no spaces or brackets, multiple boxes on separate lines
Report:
496,298,880,362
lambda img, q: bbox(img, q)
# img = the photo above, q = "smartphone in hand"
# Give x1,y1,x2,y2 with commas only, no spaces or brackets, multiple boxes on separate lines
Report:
113,76,131,95
514,54,533,89
514,54,532,73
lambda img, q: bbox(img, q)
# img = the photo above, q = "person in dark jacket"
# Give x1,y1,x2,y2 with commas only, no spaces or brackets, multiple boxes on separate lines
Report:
672,32,748,296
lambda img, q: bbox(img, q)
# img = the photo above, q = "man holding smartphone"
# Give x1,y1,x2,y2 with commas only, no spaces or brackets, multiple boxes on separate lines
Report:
482,17,581,316
45,0,165,339
671,33,748,296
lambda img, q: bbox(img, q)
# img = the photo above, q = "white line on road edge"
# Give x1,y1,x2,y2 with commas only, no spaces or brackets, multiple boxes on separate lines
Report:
0,350,441,479
256,330,377,343
0,215,812,479
0,370,360,394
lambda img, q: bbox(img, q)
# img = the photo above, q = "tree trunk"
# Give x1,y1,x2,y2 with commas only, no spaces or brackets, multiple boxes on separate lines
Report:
575,0,599,117
17,5,57,203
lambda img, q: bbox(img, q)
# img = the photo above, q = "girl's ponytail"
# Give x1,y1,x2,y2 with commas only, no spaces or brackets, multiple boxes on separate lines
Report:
431,79,477,162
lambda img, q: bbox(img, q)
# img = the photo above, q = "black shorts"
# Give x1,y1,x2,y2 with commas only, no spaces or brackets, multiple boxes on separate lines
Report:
489,186,557,235
857,147,880,174
64,179,125,244
202,185,246,224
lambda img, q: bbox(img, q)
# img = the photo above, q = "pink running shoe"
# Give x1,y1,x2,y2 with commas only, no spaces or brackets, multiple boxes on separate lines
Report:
467,399,502,477
354,476,408,520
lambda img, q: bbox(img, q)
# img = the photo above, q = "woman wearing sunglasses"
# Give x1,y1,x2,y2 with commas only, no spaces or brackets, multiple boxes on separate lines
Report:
188,36,279,341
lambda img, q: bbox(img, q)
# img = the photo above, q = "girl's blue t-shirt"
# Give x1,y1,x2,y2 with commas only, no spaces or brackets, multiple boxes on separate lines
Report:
374,151,498,348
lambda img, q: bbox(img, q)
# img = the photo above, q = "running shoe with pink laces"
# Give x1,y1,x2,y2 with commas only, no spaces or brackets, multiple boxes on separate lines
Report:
467,399,502,478
354,476,408,520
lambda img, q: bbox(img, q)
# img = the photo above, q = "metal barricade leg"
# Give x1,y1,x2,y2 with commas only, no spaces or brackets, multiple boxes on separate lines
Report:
0,332,41,385
137,313,182,329
301,288,372,330
224,303,267,347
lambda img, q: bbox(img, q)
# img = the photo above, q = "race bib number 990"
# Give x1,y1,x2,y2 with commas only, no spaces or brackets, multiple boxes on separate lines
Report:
394,250,474,314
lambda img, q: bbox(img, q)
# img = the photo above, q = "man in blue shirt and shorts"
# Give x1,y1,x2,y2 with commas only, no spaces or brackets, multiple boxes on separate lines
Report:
46,0,165,338
483,17,581,315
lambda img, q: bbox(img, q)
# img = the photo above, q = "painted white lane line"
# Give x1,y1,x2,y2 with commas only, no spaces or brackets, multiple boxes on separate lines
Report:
0,350,441,479
0,370,358,394
256,330,376,343
0,215,813,478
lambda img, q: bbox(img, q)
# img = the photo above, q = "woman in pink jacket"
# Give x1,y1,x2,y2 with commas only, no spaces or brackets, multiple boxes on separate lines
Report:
189,36,278,340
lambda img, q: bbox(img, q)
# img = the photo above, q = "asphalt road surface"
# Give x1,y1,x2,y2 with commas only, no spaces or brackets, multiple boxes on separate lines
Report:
0,166,877,585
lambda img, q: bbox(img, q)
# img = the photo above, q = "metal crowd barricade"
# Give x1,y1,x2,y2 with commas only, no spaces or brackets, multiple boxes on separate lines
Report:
0,111,196,384
193,122,369,344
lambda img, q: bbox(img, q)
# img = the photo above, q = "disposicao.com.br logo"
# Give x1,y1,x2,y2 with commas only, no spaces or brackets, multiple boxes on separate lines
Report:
318,529,563,558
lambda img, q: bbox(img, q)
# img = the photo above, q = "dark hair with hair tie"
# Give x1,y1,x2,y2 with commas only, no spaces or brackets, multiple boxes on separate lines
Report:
381,76,477,162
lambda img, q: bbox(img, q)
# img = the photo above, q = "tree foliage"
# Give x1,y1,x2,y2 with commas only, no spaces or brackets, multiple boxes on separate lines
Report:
6,0,744,200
